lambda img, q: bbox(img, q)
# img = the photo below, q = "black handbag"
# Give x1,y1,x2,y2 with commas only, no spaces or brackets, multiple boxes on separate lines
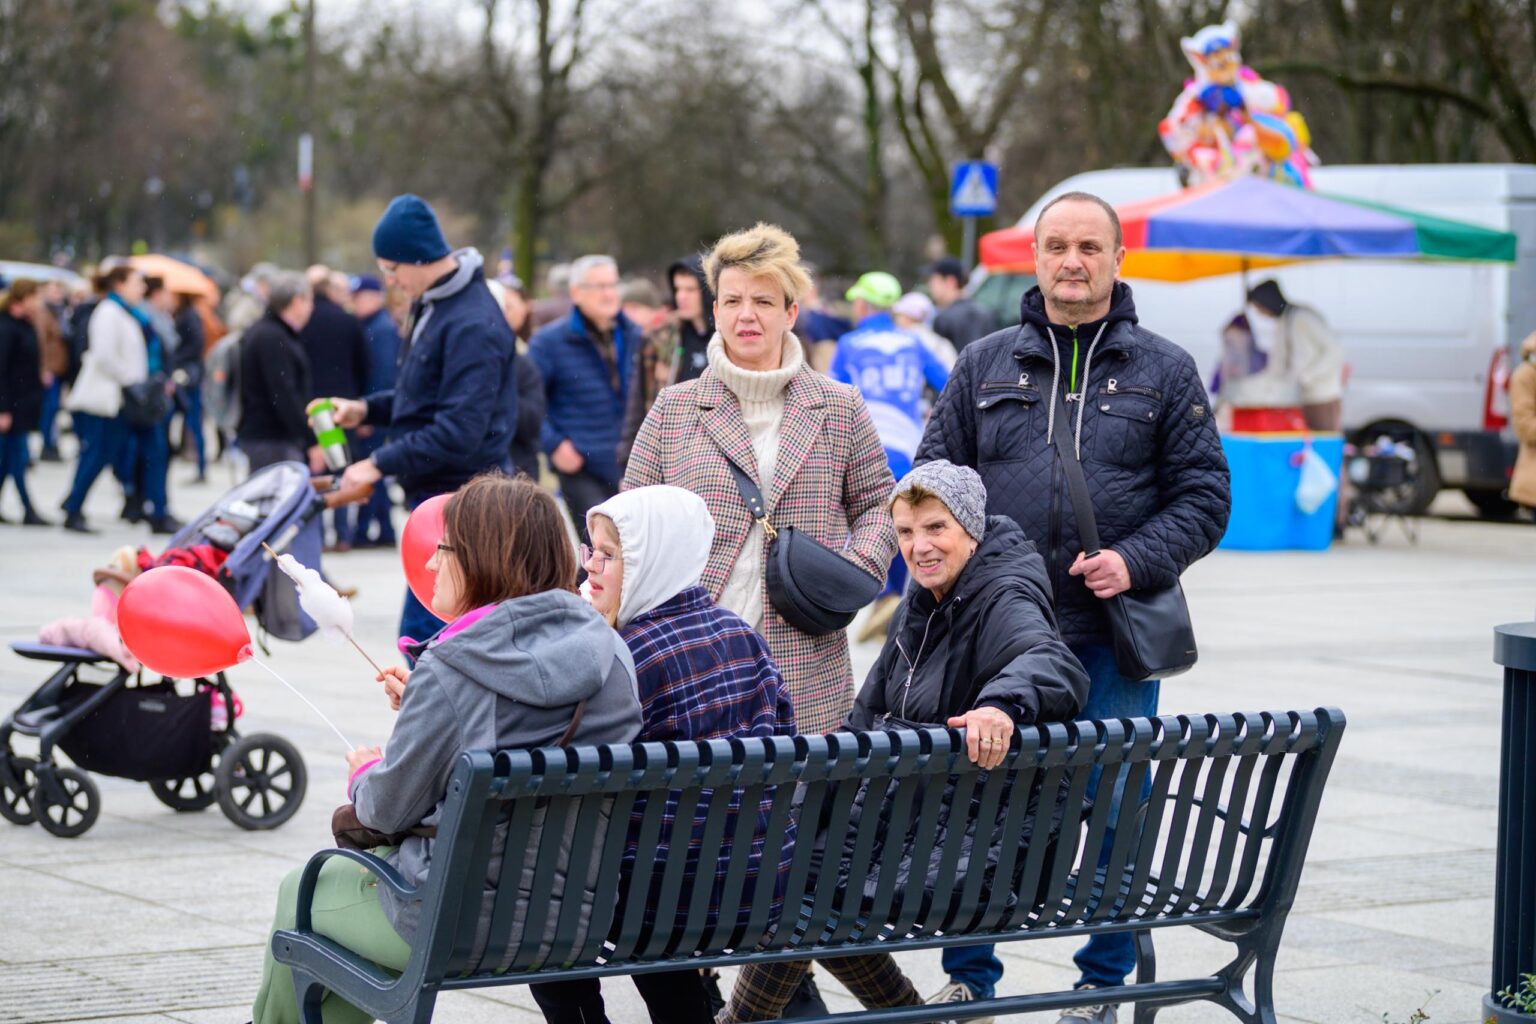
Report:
121,374,171,428
1049,415,1197,682
724,460,882,636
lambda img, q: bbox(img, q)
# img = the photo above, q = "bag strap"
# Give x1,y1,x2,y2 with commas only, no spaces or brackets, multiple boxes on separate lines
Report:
1049,408,1103,557
557,698,588,748
724,459,778,540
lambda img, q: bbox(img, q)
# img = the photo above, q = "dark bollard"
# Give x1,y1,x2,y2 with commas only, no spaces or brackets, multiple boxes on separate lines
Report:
1487,622,1536,1023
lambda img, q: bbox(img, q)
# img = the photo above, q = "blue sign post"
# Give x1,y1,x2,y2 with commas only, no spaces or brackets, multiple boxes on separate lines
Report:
950,160,999,271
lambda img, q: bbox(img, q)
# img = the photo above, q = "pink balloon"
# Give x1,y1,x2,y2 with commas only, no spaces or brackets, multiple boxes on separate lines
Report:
118,566,252,678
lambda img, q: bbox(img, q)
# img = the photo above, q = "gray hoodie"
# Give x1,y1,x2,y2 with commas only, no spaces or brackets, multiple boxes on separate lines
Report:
352,588,641,952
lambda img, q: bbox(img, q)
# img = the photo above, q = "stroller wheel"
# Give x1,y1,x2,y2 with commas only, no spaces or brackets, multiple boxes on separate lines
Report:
215,733,306,831
34,766,100,838
0,754,39,825
150,768,218,812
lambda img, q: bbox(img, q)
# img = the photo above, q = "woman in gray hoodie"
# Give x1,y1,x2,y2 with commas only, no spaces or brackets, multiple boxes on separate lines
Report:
250,474,642,1024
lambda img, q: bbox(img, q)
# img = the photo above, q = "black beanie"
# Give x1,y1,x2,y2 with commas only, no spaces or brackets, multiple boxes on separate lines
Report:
372,194,451,265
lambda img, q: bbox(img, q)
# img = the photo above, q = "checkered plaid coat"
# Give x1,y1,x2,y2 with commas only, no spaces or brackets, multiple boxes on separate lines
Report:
624,361,897,734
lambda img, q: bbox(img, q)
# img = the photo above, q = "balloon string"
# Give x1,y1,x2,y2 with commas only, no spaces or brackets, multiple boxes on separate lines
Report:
245,653,356,752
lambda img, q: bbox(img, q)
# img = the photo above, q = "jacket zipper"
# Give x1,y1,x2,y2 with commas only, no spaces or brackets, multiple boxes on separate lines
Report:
1102,379,1161,400
895,610,936,720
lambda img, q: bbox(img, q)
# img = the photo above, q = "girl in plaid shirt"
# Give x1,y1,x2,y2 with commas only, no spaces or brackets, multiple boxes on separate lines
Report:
529,485,796,1024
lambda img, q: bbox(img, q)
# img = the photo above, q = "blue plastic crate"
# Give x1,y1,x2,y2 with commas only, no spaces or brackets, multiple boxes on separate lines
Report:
1218,433,1343,551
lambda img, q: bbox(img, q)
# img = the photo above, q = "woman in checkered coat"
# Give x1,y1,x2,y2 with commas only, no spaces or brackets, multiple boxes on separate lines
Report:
624,223,896,735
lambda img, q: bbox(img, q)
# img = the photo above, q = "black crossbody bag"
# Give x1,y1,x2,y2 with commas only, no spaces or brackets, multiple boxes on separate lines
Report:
1049,416,1198,682
724,460,882,637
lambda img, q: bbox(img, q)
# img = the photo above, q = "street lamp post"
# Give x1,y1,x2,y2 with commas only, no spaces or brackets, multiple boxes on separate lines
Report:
300,0,317,266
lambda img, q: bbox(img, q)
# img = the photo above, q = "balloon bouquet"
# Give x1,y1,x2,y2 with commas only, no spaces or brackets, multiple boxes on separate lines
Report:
1158,21,1316,188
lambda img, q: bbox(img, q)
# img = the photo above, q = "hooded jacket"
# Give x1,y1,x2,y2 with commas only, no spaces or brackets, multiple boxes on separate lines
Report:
588,485,796,932
917,283,1230,648
350,588,642,959
1511,331,1536,508
362,248,519,503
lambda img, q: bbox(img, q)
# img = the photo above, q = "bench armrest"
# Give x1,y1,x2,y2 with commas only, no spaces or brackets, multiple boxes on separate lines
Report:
294,848,420,932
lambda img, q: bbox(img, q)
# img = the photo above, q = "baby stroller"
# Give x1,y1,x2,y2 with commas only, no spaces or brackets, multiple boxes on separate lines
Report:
0,462,364,838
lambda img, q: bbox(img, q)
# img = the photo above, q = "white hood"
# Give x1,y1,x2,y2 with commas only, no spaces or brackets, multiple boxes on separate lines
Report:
589,486,714,629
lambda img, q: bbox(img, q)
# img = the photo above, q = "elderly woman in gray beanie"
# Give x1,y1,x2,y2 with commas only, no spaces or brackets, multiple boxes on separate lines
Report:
718,459,1090,1022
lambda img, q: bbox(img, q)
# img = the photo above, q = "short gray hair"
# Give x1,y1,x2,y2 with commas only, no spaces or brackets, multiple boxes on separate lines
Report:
266,270,311,315
570,254,617,289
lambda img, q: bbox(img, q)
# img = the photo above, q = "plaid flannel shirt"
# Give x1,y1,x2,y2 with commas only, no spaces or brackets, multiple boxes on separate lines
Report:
619,585,797,934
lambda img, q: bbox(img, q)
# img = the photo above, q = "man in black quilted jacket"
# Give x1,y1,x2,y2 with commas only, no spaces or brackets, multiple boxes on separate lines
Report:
914,191,1230,1024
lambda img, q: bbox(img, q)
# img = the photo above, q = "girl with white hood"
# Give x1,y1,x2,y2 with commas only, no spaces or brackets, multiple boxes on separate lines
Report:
529,484,796,1024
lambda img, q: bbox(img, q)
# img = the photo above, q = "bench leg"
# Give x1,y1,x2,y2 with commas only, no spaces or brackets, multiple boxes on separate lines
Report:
1131,929,1159,1024
1211,931,1281,1024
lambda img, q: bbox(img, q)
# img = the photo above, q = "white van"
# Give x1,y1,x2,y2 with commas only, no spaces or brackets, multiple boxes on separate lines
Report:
972,164,1536,516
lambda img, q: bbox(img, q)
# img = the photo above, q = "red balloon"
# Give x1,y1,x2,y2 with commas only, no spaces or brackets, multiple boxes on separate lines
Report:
118,566,252,678
401,494,452,622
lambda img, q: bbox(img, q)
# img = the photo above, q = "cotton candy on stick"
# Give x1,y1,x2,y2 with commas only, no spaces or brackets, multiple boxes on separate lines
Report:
265,544,384,677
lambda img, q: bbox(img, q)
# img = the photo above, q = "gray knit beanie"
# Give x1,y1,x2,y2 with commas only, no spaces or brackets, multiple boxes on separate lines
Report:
891,460,987,541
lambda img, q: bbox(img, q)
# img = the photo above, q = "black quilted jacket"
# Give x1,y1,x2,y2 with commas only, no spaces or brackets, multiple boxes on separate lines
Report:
915,283,1230,648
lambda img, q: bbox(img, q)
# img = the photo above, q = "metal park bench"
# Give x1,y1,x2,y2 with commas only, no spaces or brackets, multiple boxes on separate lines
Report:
272,707,1344,1024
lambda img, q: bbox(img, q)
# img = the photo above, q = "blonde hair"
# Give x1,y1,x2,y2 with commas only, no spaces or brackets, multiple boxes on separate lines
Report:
703,222,812,307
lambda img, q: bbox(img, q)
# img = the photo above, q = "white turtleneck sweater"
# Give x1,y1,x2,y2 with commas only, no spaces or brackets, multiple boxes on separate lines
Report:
708,332,805,630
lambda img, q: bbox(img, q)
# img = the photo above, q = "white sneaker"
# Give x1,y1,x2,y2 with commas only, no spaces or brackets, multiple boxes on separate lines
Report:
1058,986,1118,1024
926,981,994,1024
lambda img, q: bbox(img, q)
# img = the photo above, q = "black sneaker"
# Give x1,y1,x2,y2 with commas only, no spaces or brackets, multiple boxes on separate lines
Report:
21,509,53,527
121,500,145,524
38,446,62,463
148,514,184,535
782,970,829,1016
63,512,96,534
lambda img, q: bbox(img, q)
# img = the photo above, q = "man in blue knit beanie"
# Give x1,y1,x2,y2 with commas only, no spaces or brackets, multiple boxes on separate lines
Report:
312,193,520,650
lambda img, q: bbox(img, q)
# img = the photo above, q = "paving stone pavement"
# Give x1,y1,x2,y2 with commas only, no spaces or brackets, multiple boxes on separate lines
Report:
0,458,1529,1024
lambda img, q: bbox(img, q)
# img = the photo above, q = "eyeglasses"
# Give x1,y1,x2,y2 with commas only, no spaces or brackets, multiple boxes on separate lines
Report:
579,544,619,571
435,543,456,555
376,259,401,277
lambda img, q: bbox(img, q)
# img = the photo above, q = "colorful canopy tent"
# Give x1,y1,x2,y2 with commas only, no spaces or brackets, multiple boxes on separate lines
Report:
979,176,1517,281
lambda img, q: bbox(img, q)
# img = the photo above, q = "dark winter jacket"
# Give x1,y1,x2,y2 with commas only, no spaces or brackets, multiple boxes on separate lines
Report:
916,283,1230,649
934,298,1000,352
848,515,1088,730
359,307,402,396
0,312,43,432
829,516,1086,910
236,311,312,447
361,249,518,504
171,304,205,389
510,351,545,480
528,306,643,486
300,294,370,401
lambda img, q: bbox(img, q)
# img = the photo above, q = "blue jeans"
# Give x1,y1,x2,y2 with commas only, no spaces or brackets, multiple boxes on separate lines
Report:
942,642,1161,998
0,430,34,512
39,379,61,448
63,413,128,514
176,384,206,476
132,416,170,518
1071,642,1160,990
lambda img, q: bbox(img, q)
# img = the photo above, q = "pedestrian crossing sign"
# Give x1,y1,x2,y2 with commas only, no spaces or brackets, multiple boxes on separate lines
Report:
950,161,999,217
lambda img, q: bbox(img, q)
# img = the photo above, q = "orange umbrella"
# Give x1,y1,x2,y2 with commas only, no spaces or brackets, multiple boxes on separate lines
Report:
127,254,219,301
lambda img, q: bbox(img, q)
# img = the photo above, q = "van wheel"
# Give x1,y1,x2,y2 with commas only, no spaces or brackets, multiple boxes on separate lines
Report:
1463,488,1521,521
1356,424,1439,516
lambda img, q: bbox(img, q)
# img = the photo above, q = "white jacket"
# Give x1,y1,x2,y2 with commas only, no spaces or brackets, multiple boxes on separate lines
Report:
66,299,148,417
